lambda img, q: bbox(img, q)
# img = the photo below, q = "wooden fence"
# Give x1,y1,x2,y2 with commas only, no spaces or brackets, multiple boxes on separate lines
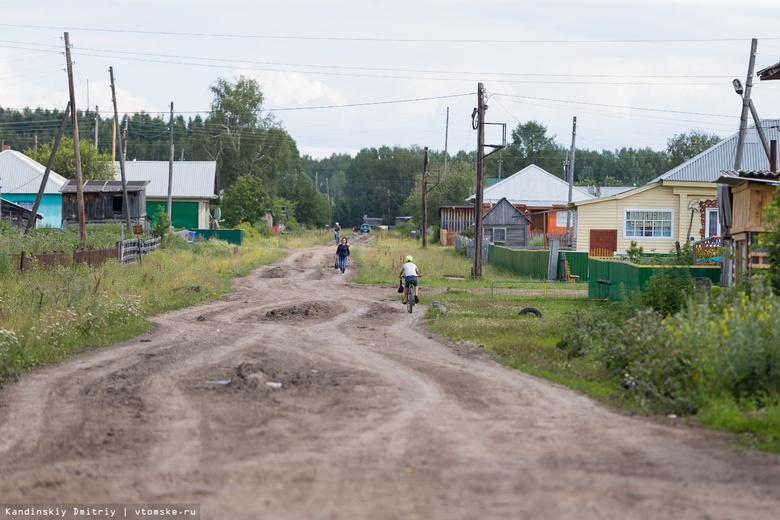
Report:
10,237,162,271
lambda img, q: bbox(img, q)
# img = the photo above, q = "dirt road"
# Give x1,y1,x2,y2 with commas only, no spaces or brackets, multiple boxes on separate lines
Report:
1,238,779,520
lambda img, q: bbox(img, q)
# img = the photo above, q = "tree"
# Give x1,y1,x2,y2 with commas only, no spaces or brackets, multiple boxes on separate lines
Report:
487,121,566,179
220,174,271,228
666,131,721,169
24,136,113,180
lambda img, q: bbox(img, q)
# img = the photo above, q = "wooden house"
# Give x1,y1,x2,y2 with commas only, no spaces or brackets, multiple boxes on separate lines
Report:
114,161,217,229
481,197,531,248
717,167,779,281
0,198,43,229
61,180,150,228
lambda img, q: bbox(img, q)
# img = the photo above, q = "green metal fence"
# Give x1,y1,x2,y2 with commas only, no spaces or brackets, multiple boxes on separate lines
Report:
487,246,589,281
587,258,721,301
190,229,243,245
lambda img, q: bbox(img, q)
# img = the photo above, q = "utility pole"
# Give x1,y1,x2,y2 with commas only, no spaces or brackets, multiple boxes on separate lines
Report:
473,83,486,278
167,101,174,220
443,107,449,177
326,177,331,226
64,32,87,248
110,66,132,231
94,105,99,150
422,147,429,248
27,103,70,234
734,38,758,170
565,116,577,247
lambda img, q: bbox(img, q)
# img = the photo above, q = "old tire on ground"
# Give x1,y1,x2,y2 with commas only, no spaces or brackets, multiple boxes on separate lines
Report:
518,307,542,318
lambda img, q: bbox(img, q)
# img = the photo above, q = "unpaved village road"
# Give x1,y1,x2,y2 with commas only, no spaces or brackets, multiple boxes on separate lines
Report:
1,238,779,520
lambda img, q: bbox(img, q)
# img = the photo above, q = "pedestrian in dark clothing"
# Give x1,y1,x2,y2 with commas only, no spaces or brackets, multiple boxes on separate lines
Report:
336,237,350,275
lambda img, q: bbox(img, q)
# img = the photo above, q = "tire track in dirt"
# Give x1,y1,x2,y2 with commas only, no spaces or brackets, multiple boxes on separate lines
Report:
1,239,779,520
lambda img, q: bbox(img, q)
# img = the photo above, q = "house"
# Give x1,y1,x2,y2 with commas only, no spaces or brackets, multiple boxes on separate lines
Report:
61,180,150,228
465,164,630,248
0,198,43,229
0,150,68,228
717,164,779,281
573,121,780,255
114,161,217,229
481,197,531,248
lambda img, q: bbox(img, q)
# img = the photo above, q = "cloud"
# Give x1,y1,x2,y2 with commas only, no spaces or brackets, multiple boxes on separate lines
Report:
248,70,347,107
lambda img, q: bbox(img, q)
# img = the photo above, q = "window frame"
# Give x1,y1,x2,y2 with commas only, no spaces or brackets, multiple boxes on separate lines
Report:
623,208,675,239
705,208,721,238
492,227,507,244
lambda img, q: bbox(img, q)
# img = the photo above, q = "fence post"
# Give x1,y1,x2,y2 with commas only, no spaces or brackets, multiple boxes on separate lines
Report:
19,251,25,271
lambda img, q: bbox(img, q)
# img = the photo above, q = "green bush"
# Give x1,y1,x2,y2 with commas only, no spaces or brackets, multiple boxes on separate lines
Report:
633,268,695,316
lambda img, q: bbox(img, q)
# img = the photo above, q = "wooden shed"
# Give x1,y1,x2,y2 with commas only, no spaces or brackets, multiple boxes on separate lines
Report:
0,198,43,229
61,180,150,228
482,197,531,248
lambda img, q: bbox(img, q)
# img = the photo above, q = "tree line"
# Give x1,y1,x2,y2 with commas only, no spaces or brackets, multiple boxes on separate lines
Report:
1,80,720,232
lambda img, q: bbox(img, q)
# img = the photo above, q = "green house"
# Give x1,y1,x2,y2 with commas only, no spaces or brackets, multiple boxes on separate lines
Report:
114,161,217,229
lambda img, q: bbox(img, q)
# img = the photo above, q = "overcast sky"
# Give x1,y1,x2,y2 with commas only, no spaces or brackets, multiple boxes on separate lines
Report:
2,0,780,160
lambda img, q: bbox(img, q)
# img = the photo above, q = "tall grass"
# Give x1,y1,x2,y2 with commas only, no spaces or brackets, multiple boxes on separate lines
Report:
0,239,283,385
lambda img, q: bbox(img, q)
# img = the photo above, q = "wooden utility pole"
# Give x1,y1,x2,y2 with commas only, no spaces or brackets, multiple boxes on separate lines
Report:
326,177,331,226
443,107,449,177
473,83,486,278
94,105,99,150
26,103,70,234
734,38,758,170
109,66,132,231
565,116,577,246
167,101,174,219
64,32,87,248
422,147,429,248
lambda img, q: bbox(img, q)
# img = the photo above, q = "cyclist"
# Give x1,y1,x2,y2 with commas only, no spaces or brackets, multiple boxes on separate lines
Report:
399,255,419,304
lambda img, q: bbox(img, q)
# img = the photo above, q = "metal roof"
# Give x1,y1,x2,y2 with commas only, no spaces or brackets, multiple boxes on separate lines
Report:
649,119,780,183
467,164,595,205
717,169,780,186
0,150,68,195
61,180,150,193
114,161,217,199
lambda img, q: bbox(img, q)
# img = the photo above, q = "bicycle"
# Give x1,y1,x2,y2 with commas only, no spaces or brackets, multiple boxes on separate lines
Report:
404,278,419,314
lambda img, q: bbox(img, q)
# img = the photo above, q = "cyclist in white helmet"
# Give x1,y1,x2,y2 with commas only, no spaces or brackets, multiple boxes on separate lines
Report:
399,255,419,304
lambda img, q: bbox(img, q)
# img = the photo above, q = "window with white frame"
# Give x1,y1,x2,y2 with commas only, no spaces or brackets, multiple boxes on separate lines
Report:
493,228,506,243
556,211,572,228
705,208,720,237
624,209,674,238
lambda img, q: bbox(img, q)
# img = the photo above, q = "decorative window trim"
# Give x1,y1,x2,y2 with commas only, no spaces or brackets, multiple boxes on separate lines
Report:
623,208,674,239
493,227,507,244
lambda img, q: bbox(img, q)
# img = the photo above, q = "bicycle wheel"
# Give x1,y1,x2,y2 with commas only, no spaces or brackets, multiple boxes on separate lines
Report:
407,285,414,313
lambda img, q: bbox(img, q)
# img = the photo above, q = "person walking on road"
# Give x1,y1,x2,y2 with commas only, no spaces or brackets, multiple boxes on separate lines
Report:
334,222,341,243
336,237,350,275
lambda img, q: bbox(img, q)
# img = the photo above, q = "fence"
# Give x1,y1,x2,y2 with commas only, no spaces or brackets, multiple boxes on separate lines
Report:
488,245,589,281
588,258,721,301
454,235,490,263
119,236,161,264
7,237,161,271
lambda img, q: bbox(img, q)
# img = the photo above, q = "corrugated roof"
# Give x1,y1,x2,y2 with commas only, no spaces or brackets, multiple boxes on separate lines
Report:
61,180,150,193
467,164,594,205
113,161,217,199
717,169,780,186
650,119,780,183
0,150,68,195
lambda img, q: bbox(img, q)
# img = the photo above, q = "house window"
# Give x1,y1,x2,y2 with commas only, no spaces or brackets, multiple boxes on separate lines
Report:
556,211,571,228
493,228,506,243
113,196,124,214
624,209,673,238
705,208,720,237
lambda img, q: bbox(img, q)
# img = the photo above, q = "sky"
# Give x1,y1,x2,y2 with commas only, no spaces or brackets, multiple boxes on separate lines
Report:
2,0,780,160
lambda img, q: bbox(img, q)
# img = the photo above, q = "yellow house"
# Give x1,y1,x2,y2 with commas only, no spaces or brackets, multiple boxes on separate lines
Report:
574,120,780,255
574,181,717,255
